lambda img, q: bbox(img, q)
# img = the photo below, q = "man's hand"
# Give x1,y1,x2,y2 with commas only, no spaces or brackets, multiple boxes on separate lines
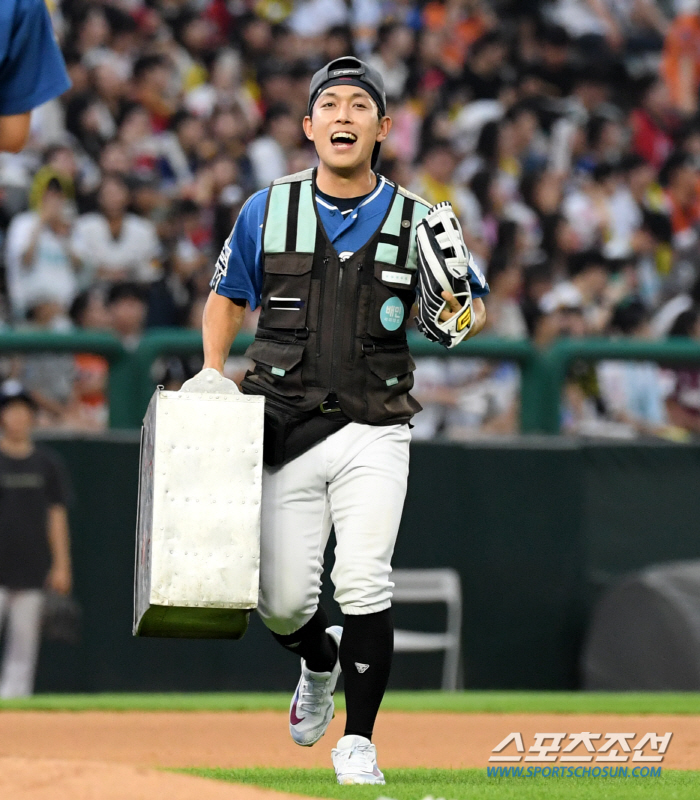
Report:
439,291,487,339
46,563,72,595
0,112,31,153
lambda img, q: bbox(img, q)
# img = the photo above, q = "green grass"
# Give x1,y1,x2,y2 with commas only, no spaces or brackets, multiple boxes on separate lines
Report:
3,691,700,714
185,767,700,800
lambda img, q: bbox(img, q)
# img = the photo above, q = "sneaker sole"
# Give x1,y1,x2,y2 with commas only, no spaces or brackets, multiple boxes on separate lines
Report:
337,776,386,785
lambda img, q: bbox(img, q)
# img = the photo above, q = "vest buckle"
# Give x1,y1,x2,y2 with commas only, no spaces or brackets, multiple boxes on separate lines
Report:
361,342,376,355
319,393,342,413
294,327,310,341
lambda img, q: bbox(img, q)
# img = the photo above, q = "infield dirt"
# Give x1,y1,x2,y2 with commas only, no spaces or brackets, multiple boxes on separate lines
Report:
0,711,698,798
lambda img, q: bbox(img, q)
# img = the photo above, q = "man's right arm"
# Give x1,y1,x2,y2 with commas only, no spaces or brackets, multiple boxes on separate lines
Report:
202,293,247,374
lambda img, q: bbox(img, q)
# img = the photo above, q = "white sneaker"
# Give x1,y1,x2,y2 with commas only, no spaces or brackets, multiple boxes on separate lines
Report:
332,735,386,785
289,625,342,746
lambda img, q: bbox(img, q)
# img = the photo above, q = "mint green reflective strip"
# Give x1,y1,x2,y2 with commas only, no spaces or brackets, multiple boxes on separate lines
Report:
295,181,316,253
405,202,429,272
386,377,399,386
263,183,291,254
375,193,405,264
271,367,286,376
376,242,398,264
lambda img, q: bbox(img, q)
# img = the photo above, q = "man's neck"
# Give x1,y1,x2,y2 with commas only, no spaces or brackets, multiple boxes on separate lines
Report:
315,163,377,199
0,437,33,458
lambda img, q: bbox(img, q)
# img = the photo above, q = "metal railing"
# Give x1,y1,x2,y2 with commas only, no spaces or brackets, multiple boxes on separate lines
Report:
2,330,699,433
0,331,133,428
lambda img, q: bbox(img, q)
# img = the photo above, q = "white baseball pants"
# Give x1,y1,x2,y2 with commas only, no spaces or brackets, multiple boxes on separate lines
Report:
0,588,44,699
258,422,410,635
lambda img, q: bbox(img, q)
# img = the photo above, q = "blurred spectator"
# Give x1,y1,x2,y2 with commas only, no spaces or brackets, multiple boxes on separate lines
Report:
71,175,161,284
541,249,616,334
68,290,110,431
484,250,528,338
0,381,72,698
367,23,414,100
662,0,700,115
248,104,302,190
597,300,668,436
630,78,677,169
664,309,700,435
4,179,80,321
20,301,76,427
106,282,147,350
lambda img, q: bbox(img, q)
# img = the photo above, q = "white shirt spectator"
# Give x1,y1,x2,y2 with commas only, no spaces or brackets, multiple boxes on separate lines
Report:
5,212,78,319
366,53,409,100
288,0,348,36
71,213,161,283
248,136,289,190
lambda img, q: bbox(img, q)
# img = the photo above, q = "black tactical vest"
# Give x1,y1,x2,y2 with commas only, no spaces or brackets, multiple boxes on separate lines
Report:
241,168,429,432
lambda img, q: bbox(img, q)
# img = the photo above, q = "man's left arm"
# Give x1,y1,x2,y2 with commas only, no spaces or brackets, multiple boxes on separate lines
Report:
46,504,72,595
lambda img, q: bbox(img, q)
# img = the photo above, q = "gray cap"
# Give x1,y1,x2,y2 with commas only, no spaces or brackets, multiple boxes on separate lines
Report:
308,56,387,168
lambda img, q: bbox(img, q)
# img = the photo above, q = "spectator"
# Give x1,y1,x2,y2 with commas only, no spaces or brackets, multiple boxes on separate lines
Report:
461,30,509,101
630,78,677,169
366,23,415,100
484,250,528,339
664,309,700,435
106,282,147,350
4,178,80,321
540,249,614,334
659,152,700,241
71,175,161,285
662,0,700,116
0,381,72,697
597,300,669,436
21,301,76,427
68,290,110,430
248,105,302,190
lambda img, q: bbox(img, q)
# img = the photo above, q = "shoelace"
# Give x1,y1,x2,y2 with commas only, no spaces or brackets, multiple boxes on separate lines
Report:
297,673,330,715
338,742,376,773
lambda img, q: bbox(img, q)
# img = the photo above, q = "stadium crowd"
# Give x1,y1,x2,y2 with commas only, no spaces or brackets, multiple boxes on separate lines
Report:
2,0,700,438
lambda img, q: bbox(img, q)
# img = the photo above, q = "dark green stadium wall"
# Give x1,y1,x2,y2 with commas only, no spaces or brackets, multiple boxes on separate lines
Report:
32,437,700,692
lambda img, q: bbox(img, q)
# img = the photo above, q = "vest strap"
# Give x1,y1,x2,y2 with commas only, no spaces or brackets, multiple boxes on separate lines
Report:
396,197,414,267
286,181,301,251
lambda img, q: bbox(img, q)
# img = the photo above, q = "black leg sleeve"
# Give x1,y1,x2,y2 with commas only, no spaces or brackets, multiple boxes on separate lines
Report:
340,608,393,741
271,606,338,673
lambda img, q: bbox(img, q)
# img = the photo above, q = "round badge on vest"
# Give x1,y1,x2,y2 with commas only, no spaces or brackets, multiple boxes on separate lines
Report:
380,296,404,331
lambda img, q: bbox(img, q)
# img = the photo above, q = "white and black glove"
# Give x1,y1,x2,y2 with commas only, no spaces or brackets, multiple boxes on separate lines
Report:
180,368,240,394
415,201,475,349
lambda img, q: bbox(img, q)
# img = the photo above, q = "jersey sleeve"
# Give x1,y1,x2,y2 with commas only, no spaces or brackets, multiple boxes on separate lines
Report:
0,0,72,116
467,252,489,299
210,189,268,310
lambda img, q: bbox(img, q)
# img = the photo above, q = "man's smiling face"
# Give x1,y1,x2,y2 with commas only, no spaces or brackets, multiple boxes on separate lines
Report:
303,84,391,174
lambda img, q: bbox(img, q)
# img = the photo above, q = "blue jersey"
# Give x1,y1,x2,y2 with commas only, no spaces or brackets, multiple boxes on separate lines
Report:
0,0,71,116
211,174,490,309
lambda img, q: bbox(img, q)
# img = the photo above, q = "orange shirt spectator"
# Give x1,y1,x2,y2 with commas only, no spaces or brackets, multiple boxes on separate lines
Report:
662,12,700,115
422,0,490,74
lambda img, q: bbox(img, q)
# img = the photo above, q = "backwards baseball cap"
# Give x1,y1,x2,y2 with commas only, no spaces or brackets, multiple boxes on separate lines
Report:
308,56,387,168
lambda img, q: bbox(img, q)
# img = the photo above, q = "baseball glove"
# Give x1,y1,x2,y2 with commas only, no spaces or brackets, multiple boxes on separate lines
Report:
415,201,475,349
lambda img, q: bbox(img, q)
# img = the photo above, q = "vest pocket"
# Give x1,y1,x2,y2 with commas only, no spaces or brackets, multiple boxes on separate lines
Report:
366,262,417,339
259,253,313,330
363,345,416,400
245,338,306,398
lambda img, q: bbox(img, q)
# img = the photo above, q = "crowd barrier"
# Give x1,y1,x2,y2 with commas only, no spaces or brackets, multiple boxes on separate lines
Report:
3,330,700,431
